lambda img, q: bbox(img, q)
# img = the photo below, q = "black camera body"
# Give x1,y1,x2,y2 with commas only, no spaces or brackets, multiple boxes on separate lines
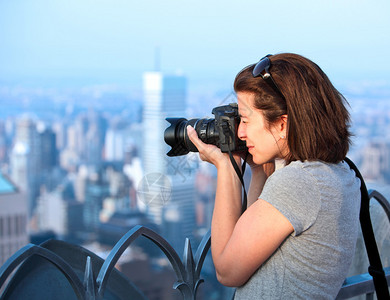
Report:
164,103,247,156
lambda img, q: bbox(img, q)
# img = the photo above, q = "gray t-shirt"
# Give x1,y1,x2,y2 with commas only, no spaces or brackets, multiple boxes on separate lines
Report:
235,160,361,299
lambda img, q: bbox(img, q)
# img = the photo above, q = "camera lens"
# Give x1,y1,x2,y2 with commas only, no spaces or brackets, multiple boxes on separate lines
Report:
195,118,218,146
164,118,219,156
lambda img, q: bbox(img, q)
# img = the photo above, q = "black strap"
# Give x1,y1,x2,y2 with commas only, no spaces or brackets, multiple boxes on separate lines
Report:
222,121,248,214
227,148,248,214
344,157,390,299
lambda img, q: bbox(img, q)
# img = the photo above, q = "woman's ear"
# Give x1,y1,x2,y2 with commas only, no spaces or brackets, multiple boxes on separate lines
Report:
279,115,288,139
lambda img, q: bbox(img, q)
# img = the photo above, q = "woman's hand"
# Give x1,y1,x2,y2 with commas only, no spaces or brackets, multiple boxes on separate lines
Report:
187,125,232,168
236,151,275,207
236,149,275,177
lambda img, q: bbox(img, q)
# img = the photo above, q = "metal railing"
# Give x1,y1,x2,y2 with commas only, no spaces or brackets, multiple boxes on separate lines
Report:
0,188,389,299
336,189,390,300
336,267,390,300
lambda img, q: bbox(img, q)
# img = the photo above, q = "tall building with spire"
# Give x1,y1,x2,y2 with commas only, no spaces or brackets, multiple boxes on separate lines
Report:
142,72,187,175
142,70,196,251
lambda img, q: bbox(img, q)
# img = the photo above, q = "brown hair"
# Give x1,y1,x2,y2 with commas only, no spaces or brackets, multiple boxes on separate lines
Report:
234,53,352,164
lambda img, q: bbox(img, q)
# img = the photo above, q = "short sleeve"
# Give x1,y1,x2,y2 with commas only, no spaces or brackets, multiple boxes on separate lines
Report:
259,165,321,236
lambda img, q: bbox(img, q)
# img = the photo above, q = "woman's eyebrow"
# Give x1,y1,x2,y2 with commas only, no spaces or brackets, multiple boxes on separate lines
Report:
239,110,250,118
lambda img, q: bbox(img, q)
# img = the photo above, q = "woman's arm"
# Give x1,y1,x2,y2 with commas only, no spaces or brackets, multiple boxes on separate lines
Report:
247,162,275,207
213,199,294,286
187,126,293,287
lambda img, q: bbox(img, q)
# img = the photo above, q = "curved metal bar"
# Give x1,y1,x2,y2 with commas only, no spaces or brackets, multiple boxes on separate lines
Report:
337,267,390,299
0,244,35,288
194,229,211,278
183,238,195,284
96,225,185,298
84,256,96,300
174,238,196,298
172,281,194,300
0,244,86,299
172,232,212,299
368,189,390,222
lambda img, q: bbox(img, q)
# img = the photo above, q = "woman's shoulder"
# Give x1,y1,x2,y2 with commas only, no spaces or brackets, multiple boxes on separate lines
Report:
266,160,319,188
272,160,322,177
269,159,354,186
276,160,352,175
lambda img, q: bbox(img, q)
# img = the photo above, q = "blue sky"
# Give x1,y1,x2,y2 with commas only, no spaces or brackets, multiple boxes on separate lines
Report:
0,0,389,90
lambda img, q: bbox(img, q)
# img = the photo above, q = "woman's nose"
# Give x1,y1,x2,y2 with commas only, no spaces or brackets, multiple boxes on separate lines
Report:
237,123,246,140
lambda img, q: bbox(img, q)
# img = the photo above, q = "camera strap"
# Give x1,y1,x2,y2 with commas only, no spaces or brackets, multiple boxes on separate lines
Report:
222,120,249,214
344,157,390,299
227,148,248,214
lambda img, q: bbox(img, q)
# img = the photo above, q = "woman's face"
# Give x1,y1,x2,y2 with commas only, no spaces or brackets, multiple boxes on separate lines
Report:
237,91,287,165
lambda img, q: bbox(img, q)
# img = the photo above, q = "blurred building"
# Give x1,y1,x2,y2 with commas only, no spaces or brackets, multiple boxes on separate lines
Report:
60,125,80,172
36,179,83,241
83,168,110,233
99,169,134,223
74,114,89,161
37,125,62,192
0,173,28,265
9,117,41,216
0,121,7,164
38,127,58,171
85,111,107,165
52,120,66,151
142,72,187,176
104,117,128,162
142,71,197,252
360,140,390,183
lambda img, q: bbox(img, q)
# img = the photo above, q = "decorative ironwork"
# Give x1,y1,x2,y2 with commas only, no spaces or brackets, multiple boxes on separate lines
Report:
0,225,211,299
0,189,388,299
96,225,211,299
0,238,147,299
0,244,85,299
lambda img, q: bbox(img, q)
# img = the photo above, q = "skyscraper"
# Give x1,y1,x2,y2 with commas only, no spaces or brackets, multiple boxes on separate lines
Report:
36,179,83,240
0,173,28,265
142,71,196,251
38,127,58,171
85,111,107,165
9,117,41,216
142,72,186,175
104,117,127,162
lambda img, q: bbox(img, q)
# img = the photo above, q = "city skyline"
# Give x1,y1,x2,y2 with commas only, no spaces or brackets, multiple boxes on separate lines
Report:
1,67,390,299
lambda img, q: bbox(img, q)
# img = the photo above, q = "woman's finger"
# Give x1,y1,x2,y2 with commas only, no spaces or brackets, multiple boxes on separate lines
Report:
187,125,226,164
187,125,204,151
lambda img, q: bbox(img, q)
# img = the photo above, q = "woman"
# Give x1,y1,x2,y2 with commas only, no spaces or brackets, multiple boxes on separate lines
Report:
187,53,361,299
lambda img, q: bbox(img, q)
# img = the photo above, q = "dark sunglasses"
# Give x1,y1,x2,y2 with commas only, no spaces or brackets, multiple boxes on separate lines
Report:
252,55,285,100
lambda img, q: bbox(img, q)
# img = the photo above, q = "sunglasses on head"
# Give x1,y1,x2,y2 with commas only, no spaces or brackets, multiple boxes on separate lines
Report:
252,55,285,100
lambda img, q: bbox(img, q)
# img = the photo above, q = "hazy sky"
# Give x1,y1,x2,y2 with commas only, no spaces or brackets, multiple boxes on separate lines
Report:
0,0,389,90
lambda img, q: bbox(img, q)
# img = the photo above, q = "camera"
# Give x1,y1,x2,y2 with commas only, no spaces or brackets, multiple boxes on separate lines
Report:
164,103,247,156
